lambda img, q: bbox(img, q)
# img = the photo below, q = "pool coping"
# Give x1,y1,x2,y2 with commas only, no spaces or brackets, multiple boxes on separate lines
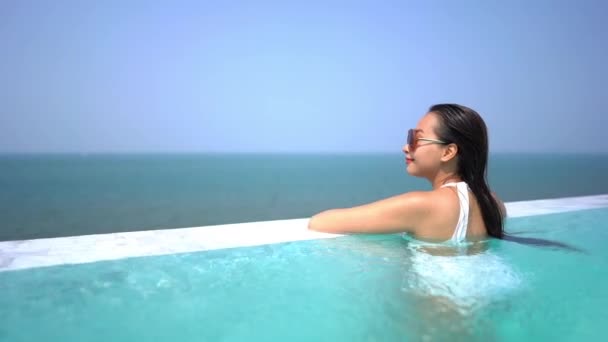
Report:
2,193,608,272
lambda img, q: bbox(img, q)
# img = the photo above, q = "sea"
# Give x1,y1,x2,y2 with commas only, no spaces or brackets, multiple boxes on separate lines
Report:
1,152,607,241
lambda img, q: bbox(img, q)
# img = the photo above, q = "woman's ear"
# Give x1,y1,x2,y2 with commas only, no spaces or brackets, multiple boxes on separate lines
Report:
441,143,458,162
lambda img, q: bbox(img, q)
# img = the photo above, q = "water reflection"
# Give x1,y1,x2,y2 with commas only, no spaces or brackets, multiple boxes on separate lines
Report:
397,233,524,339
401,233,523,313
318,234,525,339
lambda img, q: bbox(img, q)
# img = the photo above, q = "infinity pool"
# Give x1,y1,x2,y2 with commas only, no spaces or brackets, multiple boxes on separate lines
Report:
1,207,607,341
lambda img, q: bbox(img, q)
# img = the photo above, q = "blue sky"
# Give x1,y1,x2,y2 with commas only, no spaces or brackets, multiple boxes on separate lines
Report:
1,0,606,153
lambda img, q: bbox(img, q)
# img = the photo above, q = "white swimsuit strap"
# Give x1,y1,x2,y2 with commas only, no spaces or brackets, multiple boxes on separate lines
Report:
440,181,470,243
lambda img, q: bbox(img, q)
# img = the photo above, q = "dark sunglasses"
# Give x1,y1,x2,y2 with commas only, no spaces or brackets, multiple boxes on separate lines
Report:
407,128,448,152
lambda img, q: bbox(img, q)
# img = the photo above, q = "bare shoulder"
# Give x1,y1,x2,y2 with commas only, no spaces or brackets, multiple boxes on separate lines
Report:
428,186,462,209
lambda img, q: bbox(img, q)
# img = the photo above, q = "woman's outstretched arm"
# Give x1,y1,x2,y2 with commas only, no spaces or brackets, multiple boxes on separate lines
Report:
307,191,431,234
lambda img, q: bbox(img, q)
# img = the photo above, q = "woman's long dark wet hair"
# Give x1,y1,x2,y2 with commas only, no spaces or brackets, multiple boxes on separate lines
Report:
429,104,584,252
429,104,504,239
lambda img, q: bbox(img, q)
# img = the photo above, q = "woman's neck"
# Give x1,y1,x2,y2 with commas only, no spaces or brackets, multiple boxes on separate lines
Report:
430,173,463,190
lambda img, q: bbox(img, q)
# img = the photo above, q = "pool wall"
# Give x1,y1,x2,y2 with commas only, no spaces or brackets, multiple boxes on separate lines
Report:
2,194,608,272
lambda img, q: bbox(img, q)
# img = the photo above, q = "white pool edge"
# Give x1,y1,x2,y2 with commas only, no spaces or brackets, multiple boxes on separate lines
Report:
2,193,608,272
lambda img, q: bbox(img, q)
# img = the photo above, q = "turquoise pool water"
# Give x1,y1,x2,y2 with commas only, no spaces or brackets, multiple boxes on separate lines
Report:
1,208,607,341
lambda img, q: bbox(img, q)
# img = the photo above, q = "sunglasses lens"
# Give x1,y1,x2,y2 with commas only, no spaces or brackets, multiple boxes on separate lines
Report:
407,129,416,151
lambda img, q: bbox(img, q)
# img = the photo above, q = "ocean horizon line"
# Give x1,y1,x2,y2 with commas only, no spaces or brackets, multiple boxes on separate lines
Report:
1,151,607,157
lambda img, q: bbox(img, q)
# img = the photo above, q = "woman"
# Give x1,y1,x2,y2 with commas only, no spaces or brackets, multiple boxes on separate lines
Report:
308,103,507,244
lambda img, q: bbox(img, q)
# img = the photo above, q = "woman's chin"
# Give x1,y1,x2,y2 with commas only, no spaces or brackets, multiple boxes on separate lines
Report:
405,163,416,175
406,164,423,177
